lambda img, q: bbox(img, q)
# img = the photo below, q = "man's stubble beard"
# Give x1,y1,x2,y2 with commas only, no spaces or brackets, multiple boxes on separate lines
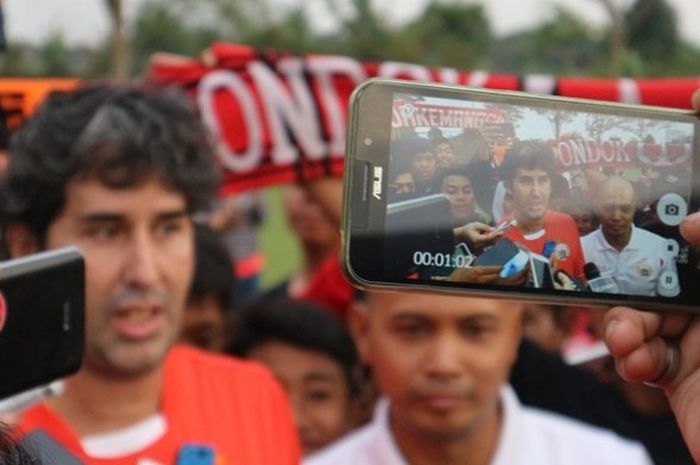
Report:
84,290,183,380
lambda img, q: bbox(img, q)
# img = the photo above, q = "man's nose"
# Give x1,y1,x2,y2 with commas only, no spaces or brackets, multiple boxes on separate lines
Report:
123,232,160,288
532,181,546,197
425,334,463,379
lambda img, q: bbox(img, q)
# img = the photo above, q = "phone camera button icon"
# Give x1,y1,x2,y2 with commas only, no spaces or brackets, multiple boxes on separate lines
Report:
666,239,680,258
657,270,680,297
657,193,687,227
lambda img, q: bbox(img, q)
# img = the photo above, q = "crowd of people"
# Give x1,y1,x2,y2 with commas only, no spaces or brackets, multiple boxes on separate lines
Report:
0,81,698,465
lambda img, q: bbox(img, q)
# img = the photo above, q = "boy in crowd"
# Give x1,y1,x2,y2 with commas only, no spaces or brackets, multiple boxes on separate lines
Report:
388,165,417,201
179,225,235,352
565,198,598,236
433,136,456,168
228,298,363,456
438,165,491,227
393,136,436,194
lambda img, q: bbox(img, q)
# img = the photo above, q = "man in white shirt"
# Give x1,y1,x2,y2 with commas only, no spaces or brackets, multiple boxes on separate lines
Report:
581,176,679,297
602,87,700,465
305,291,652,465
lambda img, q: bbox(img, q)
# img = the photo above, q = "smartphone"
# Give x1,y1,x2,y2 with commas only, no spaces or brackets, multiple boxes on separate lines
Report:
342,78,700,311
176,444,215,465
0,247,85,399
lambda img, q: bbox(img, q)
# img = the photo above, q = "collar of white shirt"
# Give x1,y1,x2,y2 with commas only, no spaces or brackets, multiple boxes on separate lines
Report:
365,386,520,465
593,224,642,252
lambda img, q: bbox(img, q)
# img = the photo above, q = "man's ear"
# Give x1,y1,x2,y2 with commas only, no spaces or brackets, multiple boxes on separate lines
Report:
4,223,39,258
348,300,371,365
504,180,513,196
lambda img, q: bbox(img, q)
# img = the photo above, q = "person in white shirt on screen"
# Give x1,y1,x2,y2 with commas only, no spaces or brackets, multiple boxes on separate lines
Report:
305,291,653,465
581,176,679,297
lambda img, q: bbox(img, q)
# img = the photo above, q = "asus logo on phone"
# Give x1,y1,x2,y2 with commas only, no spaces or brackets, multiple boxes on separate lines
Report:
372,166,383,200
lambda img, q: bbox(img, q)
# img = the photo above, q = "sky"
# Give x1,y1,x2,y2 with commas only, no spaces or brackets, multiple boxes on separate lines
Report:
4,0,700,49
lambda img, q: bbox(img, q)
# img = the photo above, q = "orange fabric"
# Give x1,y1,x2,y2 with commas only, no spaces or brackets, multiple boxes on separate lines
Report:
18,345,301,465
503,210,585,281
0,78,78,128
233,252,265,278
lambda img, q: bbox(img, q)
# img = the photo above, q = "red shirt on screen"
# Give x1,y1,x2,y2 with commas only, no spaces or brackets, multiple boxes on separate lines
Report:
503,210,585,281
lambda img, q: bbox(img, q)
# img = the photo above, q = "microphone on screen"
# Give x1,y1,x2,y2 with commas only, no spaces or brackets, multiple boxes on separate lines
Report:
584,262,621,294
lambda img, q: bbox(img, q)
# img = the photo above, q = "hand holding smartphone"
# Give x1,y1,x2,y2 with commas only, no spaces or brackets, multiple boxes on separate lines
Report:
342,78,700,312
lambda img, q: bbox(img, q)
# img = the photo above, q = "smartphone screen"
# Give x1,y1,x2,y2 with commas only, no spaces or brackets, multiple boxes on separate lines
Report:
343,79,700,311
0,247,85,399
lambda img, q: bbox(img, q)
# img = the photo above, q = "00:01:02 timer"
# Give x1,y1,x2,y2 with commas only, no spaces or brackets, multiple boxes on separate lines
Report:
412,251,472,268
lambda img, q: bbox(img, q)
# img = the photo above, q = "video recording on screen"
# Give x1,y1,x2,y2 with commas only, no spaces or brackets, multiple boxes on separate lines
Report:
383,92,694,299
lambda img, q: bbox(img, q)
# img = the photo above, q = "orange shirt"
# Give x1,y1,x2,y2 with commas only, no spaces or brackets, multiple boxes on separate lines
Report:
18,345,301,465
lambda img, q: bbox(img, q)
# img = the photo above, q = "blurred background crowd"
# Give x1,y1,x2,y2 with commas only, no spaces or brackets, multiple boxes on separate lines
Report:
0,1,698,464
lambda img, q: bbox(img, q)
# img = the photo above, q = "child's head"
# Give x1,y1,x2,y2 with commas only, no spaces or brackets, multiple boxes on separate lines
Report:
228,298,361,455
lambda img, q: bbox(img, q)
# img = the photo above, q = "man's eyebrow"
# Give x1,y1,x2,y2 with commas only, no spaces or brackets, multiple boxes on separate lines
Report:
77,209,189,223
303,372,339,384
157,209,190,221
391,312,430,322
77,213,123,223
458,313,499,324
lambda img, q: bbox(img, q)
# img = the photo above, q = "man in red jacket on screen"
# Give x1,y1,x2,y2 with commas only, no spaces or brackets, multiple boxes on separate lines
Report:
499,139,585,282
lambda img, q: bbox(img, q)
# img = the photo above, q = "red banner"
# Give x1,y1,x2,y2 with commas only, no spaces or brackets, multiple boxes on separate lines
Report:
552,138,690,170
392,102,508,129
147,42,700,194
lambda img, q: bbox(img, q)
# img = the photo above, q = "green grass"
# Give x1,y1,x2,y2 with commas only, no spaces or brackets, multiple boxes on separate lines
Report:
259,186,303,289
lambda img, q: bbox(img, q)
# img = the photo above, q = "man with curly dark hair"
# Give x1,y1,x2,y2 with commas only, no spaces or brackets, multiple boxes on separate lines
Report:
499,139,585,281
1,83,300,465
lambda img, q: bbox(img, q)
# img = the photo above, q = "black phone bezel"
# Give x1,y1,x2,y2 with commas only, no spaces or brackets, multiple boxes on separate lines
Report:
0,247,85,399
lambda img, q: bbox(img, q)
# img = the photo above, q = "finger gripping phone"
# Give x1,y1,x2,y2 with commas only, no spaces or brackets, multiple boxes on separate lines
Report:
341,78,700,312
0,247,85,399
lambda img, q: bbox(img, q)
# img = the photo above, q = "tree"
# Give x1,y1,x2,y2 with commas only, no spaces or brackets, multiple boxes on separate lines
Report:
596,0,681,75
625,0,679,65
321,0,390,60
104,0,131,77
534,109,575,140
585,114,623,142
240,7,316,54
37,33,72,76
623,117,671,142
520,7,603,74
393,1,491,68
0,43,40,76
130,2,219,74
596,0,628,75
